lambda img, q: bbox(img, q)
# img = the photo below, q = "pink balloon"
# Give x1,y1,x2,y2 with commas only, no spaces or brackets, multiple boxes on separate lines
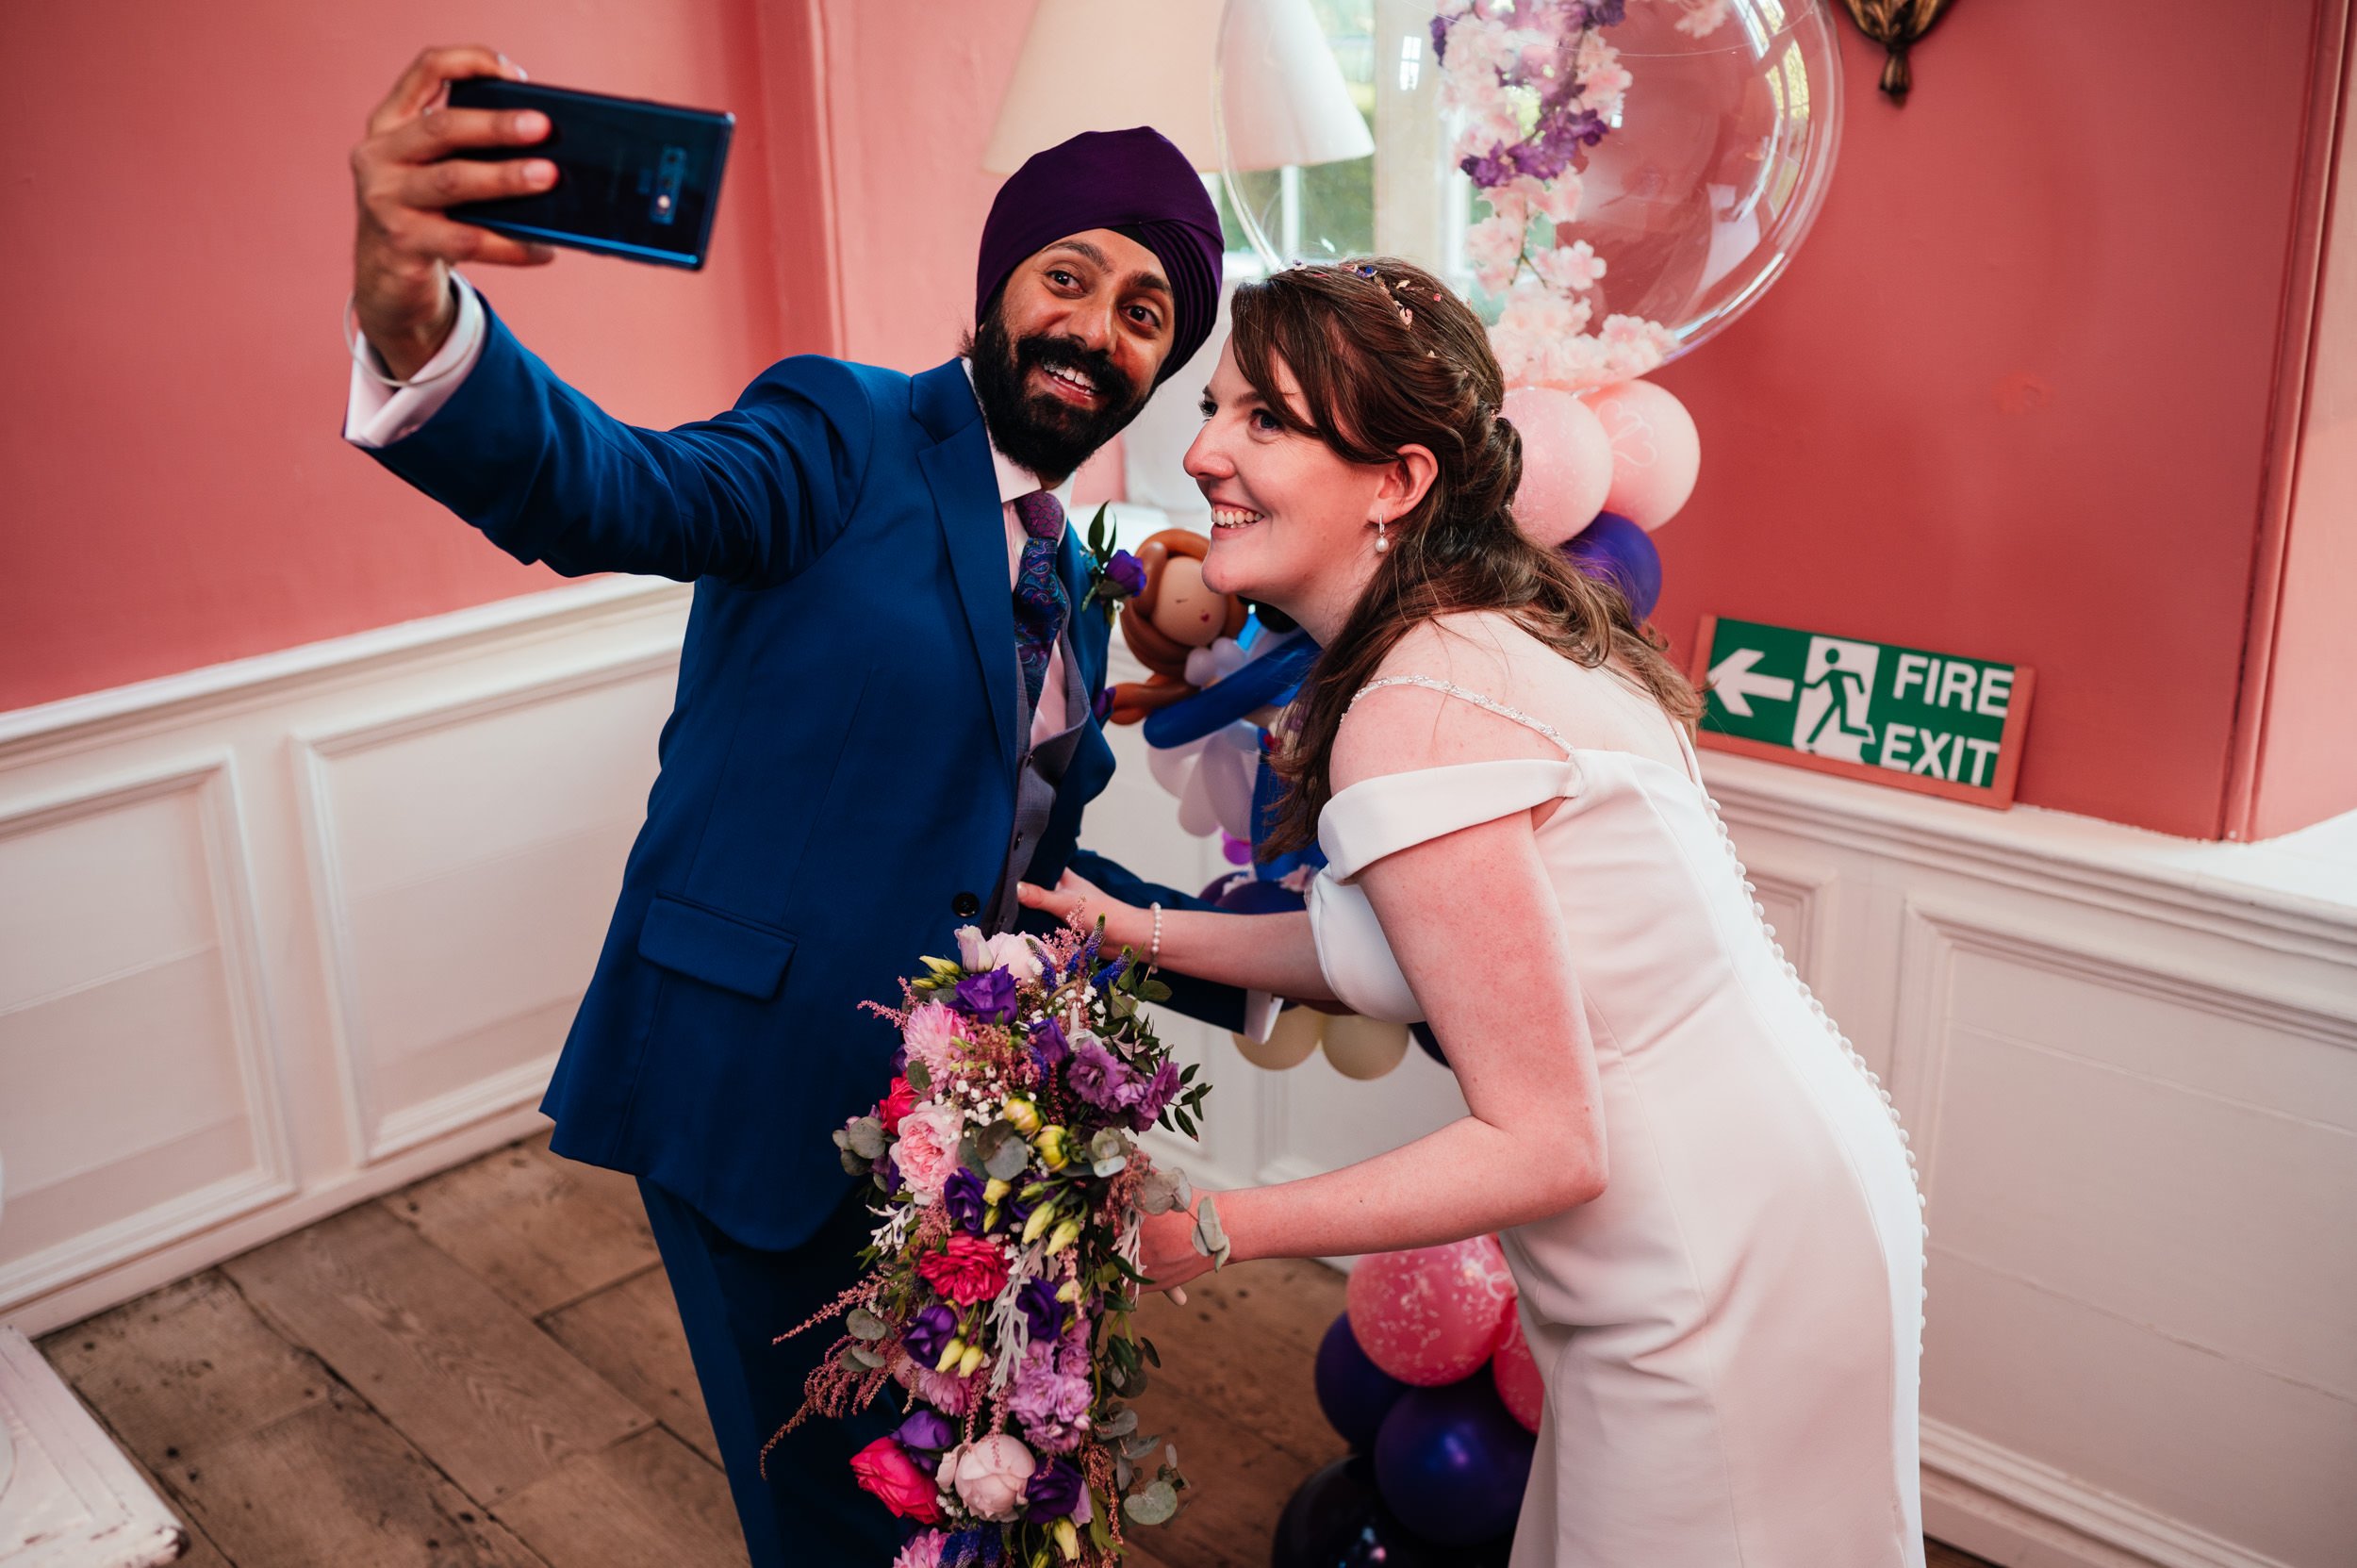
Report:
1582,379,1701,532
1345,1236,1519,1387
1491,1313,1544,1432
1502,386,1613,550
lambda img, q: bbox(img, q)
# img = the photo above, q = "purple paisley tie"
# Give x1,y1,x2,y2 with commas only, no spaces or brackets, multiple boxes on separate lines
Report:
1011,489,1069,715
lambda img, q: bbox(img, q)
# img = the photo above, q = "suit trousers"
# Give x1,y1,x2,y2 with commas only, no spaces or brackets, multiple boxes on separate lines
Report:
637,1174,908,1566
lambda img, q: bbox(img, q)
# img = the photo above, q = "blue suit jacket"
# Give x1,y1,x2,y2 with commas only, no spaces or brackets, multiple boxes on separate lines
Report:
366,295,1235,1249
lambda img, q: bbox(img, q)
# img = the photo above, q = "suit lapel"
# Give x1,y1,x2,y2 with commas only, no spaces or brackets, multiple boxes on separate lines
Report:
913,360,1021,781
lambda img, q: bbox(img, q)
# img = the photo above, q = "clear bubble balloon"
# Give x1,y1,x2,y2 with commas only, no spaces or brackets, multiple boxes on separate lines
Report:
1217,0,1844,383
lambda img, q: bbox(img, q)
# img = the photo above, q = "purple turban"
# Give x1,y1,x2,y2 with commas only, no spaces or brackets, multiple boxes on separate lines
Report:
975,126,1226,384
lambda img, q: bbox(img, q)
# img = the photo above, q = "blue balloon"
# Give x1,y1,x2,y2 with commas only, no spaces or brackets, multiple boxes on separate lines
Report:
1272,1455,1447,1568
1314,1312,1409,1451
1410,1022,1448,1066
1372,1378,1537,1546
1216,877,1306,916
1564,510,1663,621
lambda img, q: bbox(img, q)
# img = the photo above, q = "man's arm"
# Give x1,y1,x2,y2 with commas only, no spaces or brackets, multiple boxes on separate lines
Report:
346,47,866,586
1050,850,1277,1038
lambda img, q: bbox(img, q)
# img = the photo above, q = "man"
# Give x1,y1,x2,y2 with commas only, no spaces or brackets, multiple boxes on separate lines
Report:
343,47,1233,1564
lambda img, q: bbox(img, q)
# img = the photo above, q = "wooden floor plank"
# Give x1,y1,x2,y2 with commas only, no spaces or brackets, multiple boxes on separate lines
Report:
540,1264,720,1466
387,1138,659,1319
164,1385,546,1568
219,1199,649,1504
493,1426,746,1568
1126,1378,1323,1568
37,1270,328,1472
1134,1277,1351,1472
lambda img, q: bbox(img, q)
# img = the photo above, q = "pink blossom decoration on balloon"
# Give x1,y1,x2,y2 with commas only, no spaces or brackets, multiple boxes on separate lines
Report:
1501,386,1612,550
1345,1235,1519,1387
1582,379,1701,533
1491,1312,1544,1433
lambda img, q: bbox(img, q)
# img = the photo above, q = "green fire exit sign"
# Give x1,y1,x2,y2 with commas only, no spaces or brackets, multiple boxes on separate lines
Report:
1689,615,2036,807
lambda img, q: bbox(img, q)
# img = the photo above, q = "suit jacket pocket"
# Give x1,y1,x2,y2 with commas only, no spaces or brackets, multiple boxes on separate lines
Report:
635,894,798,1000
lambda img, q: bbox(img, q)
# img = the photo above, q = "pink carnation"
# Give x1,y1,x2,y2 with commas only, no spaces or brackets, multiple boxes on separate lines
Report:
891,1352,981,1415
918,1232,1012,1306
892,1530,947,1568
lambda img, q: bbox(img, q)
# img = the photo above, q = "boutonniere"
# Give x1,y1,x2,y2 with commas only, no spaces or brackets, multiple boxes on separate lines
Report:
1076,503,1146,625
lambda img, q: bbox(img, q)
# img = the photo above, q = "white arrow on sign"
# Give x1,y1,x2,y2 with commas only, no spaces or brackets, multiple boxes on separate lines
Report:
1707,647,1796,717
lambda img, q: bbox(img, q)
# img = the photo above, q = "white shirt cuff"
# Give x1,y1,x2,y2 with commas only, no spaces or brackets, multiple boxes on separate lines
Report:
1239,988,1279,1044
344,274,486,449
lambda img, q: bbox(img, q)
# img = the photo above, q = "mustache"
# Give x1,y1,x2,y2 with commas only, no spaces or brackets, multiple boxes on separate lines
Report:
1014,334,1127,404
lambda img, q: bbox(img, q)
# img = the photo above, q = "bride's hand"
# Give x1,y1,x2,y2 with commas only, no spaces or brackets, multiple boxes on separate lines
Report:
1137,1195,1219,1297
1017,867,1145,949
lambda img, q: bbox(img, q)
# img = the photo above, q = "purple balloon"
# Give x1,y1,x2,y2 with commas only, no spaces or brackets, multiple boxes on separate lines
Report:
1273,1456,1447,1568
1315,1312,1410,1451
1563,510,1662,621
1372,1378,1537,1546
1411,1022,1449,1066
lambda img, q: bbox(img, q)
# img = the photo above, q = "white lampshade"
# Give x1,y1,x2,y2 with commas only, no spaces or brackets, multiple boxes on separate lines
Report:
982,0,1372,175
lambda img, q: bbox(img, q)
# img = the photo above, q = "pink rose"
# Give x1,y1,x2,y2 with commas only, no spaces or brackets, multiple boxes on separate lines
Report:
849,1437,941,1524
889,1101,963,1204
949,1433,1037,1523
917,1232,1011,1306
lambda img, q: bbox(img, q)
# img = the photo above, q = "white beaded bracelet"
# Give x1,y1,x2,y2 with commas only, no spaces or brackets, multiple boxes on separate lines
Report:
1148,901,1163,973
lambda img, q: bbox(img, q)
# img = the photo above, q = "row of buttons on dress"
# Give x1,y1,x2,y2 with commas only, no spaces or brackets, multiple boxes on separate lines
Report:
1699,791,1932,1353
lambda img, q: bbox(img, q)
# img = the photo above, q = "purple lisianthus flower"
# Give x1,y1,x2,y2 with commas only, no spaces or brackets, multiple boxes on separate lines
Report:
901,1302,957,1364
1015,1276,1069,1344
1129,1058,1184,1131
1105,550,1147,599
1066,1036,1138,1113
1024,1459,1092,1523
943,1167,987,1235
896,1405,958,1453
1092,687,1115,724
878,1152,900,1192
951,967,1016,1022
1029,1015,1070,1066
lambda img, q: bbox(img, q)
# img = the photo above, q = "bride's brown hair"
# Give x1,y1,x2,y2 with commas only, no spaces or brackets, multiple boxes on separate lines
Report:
1234,258,1702,856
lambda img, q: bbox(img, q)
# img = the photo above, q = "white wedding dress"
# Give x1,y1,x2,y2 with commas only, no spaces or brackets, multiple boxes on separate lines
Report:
1307,619,1925,1568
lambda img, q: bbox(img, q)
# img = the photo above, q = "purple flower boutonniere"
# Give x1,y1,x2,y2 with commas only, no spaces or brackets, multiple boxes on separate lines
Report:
1077,503,1145,625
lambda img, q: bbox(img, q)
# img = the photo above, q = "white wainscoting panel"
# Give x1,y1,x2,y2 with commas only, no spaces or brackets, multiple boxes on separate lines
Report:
0,577,690,1334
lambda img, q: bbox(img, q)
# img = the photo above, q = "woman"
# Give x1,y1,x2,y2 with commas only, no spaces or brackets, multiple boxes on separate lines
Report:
1022,258,1925,1567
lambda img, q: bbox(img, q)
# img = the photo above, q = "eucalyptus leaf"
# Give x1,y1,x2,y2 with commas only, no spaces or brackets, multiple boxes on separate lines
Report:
1097,1405,1138,1438
1122,1432,1164,1460
904,1059,931,1091
842,1345,883,1371
985,1137,1032,1181
838,1150,867,1176
1135,978,1172,1003
846,1309,887,1341
1125,1480,1178,1527
845,1117,887,1161
1115,1455,1134,1492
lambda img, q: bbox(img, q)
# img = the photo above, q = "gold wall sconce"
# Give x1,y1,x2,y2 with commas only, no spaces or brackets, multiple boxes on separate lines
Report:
1839,0,1956,102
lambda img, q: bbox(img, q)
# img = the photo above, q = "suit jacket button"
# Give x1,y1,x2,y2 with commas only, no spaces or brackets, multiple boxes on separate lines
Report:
952,892,981,917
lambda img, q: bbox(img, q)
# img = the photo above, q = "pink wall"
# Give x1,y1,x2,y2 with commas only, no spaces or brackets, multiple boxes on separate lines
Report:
0,0,832,711
7,1,2344,837
2247,21,2357,840
1648,4,2340,838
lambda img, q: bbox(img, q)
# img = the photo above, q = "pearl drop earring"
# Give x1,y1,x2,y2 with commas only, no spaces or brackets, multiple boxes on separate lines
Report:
1373,516,1389,553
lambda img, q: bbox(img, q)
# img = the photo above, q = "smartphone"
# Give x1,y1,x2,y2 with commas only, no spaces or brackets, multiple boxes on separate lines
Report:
444,78,733,270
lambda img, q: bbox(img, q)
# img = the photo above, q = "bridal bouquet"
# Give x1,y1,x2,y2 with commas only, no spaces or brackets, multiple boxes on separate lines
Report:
768,920,1218,1568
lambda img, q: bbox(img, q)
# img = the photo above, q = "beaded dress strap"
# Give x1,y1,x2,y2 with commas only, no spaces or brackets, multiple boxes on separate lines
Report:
1348,674,1576,758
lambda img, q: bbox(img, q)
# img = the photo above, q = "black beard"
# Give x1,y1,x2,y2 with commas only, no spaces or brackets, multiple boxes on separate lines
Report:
967,307,1150,482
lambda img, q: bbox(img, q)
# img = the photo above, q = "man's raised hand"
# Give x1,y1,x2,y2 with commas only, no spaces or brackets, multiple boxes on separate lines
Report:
349,46,554,378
